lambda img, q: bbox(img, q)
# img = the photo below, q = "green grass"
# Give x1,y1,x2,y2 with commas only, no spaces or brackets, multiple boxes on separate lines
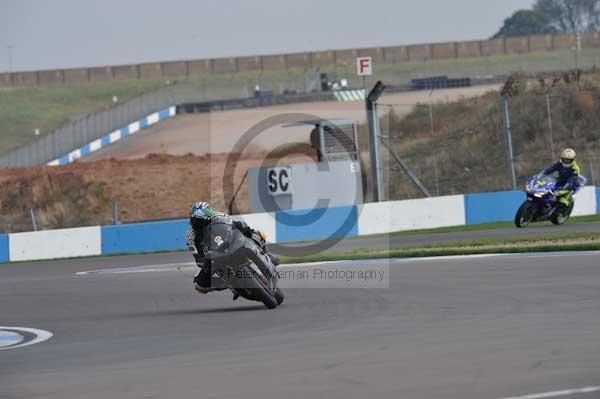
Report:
4,48,600,155
281,232,600,263
0,80,166,153
337,214,600,241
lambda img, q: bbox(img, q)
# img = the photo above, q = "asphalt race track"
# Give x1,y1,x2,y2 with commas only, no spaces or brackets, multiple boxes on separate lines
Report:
1,248,600,399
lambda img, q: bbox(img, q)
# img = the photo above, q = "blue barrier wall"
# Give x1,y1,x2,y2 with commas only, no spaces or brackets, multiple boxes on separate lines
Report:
597,188,600,214
275,205,358,243
101,219,188,255
0,234,9,262
464,190,525,225
49,107,175,166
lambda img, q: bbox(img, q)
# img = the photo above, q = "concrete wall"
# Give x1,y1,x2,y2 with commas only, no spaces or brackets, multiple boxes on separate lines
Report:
38,70,64,85
481,38,506,56
8,226,101,262
357,195,465,236
313,50,335,67
0,235,8,263
140,63,163,80
64,68,89,85
529,35,553,52
408,44,432,61
276,205,358,243
248,161,363,214
383,46,409,63
213,57,237,74
553,34,575,50
464,191,524,225
237,56,261,71
334,49,356,65
2,33,590,88
0,187,598,263
432,42,457,60
581,31,600,47
101,219,189,255
572,187,597,216
505,37,529,54
456,41,482,58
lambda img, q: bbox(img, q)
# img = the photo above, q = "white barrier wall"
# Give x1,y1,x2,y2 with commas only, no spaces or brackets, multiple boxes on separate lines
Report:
357,195,466,236
9,226,102,262
571,187,597,217
238,212,277,243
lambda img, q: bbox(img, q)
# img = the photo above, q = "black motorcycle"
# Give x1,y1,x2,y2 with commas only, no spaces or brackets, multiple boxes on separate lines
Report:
200,217,284,309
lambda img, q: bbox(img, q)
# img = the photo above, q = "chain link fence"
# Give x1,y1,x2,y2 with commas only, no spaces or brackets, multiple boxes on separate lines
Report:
376,87,600,201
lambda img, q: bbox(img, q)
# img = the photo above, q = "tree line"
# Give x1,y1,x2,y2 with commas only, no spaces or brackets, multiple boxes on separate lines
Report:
494,0,600,38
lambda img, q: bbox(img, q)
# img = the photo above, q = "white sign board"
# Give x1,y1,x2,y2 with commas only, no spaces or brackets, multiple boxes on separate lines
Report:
267,167,292,196
356,57,372,76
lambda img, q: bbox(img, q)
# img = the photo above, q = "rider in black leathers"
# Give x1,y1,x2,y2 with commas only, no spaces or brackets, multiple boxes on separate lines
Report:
185,201,279,294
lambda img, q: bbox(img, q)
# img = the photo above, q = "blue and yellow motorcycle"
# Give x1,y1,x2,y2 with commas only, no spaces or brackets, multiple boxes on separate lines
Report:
514,173,584,228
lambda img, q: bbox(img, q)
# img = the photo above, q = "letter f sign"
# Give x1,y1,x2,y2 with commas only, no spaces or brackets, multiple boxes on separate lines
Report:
357,57,372,76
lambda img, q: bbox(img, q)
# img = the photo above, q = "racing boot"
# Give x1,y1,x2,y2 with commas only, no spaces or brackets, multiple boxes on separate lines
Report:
193,269,213,294
194,268,228,294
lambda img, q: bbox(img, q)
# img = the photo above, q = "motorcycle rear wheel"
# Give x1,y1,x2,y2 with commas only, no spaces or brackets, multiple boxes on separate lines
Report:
515,201,534,228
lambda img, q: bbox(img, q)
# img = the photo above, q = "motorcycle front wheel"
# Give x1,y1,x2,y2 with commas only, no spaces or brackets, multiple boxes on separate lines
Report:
240,265,278,309
550,201,574,225
515,201,534,228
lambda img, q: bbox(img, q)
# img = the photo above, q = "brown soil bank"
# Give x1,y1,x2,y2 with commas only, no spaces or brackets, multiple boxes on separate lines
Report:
0,147,315,233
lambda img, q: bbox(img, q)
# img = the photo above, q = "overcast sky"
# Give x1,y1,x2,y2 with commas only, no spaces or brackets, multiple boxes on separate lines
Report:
0,0,535,72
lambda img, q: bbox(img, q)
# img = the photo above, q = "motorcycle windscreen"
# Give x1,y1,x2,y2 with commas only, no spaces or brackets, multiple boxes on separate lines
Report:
202,222,234,252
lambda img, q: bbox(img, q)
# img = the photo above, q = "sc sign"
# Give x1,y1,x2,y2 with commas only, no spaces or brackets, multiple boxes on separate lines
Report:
357,57,372,76
267,167,292,196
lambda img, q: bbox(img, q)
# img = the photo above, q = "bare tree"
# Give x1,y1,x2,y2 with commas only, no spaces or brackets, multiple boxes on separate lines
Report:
534,0,600,33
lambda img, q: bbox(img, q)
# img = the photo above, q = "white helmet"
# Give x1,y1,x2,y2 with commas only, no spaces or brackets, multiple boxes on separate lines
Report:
560,148,576,167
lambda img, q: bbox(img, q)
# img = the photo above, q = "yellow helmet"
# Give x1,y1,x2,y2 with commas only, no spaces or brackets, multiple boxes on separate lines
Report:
560,148,576,167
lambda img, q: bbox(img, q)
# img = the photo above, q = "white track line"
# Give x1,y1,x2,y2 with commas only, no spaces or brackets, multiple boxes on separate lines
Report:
0,327,53,351
497,386,600,399
75,251,600,276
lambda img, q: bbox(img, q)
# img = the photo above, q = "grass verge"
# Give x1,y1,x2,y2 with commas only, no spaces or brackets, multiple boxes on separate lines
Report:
280,232,600,264
4,48,600,155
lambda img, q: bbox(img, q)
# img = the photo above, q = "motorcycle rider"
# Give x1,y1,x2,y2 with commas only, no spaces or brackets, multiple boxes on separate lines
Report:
185,201,280,295
542,148,584,212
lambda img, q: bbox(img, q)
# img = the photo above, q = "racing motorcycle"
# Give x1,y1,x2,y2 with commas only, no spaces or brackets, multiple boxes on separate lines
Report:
514,173,584,228
200,217,284,309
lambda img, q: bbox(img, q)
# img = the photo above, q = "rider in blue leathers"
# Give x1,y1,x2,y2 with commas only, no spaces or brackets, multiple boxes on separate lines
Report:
542,148,585,212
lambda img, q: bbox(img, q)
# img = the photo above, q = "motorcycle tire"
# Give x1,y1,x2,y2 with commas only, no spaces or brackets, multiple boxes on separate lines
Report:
515,201,534,228
240,265,278,309
274,288,285,305
550,201,574,225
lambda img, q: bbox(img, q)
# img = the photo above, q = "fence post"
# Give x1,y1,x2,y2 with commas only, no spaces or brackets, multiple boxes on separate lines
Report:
546,93,556,159
429,97,440,196
501,95,517,190
113,200,120,225
590,160,596,186
30,209,38,231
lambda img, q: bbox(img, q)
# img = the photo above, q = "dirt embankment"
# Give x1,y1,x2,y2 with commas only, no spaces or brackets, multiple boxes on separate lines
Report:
0,145,315,233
